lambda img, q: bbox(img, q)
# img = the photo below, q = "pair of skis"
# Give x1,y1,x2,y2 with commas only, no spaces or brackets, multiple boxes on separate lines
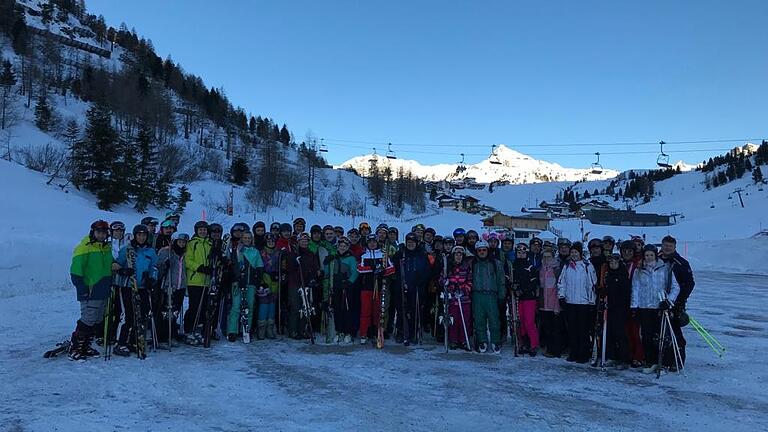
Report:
296,255,316,344
439,258,471,352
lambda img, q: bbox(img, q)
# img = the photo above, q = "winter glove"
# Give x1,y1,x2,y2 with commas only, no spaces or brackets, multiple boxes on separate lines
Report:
196,265,212,275
256,286,270,297
118,268,135,277
558,298,568,310
658,300,671,311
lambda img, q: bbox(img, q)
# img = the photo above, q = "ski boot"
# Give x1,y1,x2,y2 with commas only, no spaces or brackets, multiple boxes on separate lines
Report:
343,334,352,344
112,345,131,357
67,333,88,362
478,342,488,353
82,337,100,357
360,337,368,345
227,334,237,342
266,320,276,339
257,321,267,340
529,347,538,357
491,343,501,354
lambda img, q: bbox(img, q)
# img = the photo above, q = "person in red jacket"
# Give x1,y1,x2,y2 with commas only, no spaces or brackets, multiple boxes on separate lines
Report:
347,228,364,262
357,235,394,344
276,223,293,252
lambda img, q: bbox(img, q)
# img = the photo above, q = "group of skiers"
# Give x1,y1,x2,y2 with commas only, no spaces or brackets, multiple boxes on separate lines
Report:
61,214,695,375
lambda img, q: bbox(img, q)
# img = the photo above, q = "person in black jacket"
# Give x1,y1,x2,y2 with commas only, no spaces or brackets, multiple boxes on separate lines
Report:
604,253,631,369
392,233,430,345
660,235,695,365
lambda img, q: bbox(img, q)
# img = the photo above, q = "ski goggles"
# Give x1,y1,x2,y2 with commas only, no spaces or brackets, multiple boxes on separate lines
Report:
161,219,176,228
110,222,125,231
173,233,190,241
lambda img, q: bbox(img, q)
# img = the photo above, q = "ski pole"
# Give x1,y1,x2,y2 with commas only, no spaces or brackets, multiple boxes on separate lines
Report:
689,317,725,352
689,318,725,356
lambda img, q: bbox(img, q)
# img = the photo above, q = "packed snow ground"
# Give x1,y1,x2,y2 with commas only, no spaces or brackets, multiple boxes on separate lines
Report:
0,271,766,431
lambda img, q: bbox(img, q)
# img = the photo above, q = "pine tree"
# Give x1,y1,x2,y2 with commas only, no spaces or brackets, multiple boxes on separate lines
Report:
131,119,159,212
0,59,16,130
230,155,250,185
753,166,764,184
34,91,53,132
82,103,122,209
279,124,291,145
174,185,192,213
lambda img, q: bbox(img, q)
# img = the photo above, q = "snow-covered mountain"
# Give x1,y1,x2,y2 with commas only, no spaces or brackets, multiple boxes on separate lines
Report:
338,144,620,184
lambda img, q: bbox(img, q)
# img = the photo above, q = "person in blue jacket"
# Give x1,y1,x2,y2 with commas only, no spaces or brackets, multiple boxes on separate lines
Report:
113,224,158,356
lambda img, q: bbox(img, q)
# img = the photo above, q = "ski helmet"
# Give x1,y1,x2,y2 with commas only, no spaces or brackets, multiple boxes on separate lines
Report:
405,233,418,244
451,245,466,255
161,219,176,229
133,224,150,237
310,224,322,234
475,240,490,250
433,235,444,243
602,235,615,245
230,222,249,235
557,237,572,247
466,230,479,239
90,220,109,233
453,228,466,237
270,222,281,231
529,237,542,246
279,223,292,233
388,226,399,234
338,236,351,247
193,221,209,232
209,223,223,233
293,217,305,227
515,243,529,253
253,221,266,229
359,222,371,231
172,232,190,242
109,221,125,231
425,227,436,236
141,216,159,226
264,233,276,242
347,228,359,235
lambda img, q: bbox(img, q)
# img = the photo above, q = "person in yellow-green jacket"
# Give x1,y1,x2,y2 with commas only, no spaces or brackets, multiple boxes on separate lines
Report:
67,220,114,361
183,221,213,344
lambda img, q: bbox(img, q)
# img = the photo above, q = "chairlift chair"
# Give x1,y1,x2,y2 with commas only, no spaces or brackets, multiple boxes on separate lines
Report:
657,140,672,168
386,143,397,160
489,145,502,165
319,138,328,153
369,148,378,163
590,152,603,175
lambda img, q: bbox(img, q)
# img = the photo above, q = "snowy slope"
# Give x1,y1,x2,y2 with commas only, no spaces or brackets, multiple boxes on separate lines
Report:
339,144,620,184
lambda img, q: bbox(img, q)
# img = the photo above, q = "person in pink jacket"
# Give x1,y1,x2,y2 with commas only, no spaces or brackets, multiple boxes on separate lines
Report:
538,249,562,357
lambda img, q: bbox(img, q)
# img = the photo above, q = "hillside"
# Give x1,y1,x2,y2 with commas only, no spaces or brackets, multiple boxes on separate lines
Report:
339,144,620,184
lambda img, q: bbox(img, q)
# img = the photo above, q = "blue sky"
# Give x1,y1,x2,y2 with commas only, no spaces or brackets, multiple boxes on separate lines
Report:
88,0,768,170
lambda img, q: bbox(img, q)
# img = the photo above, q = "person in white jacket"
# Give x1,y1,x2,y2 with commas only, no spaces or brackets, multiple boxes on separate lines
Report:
631,244,680,373
557,242,598,363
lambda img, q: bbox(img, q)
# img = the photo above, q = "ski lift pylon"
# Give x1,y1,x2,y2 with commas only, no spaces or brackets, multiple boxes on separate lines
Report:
386,142,397,160
591,152,603,175
489,145,502,165
657,140,672,168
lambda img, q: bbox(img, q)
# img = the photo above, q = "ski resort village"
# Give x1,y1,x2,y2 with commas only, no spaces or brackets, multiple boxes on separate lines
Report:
1,1,767,431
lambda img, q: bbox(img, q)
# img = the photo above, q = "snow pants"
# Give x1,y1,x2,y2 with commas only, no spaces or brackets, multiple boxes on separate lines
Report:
184,285,209,334
333,283,357,336
564,303,595,362
227,284,255,336
448,300,472,346
538,310,562,356
626,317,644,363
472,293,500,345
258,300,276,322
607,307,630,364
117,286,150,346
638,309,662,365
359,289,385,339
518,299,540,349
